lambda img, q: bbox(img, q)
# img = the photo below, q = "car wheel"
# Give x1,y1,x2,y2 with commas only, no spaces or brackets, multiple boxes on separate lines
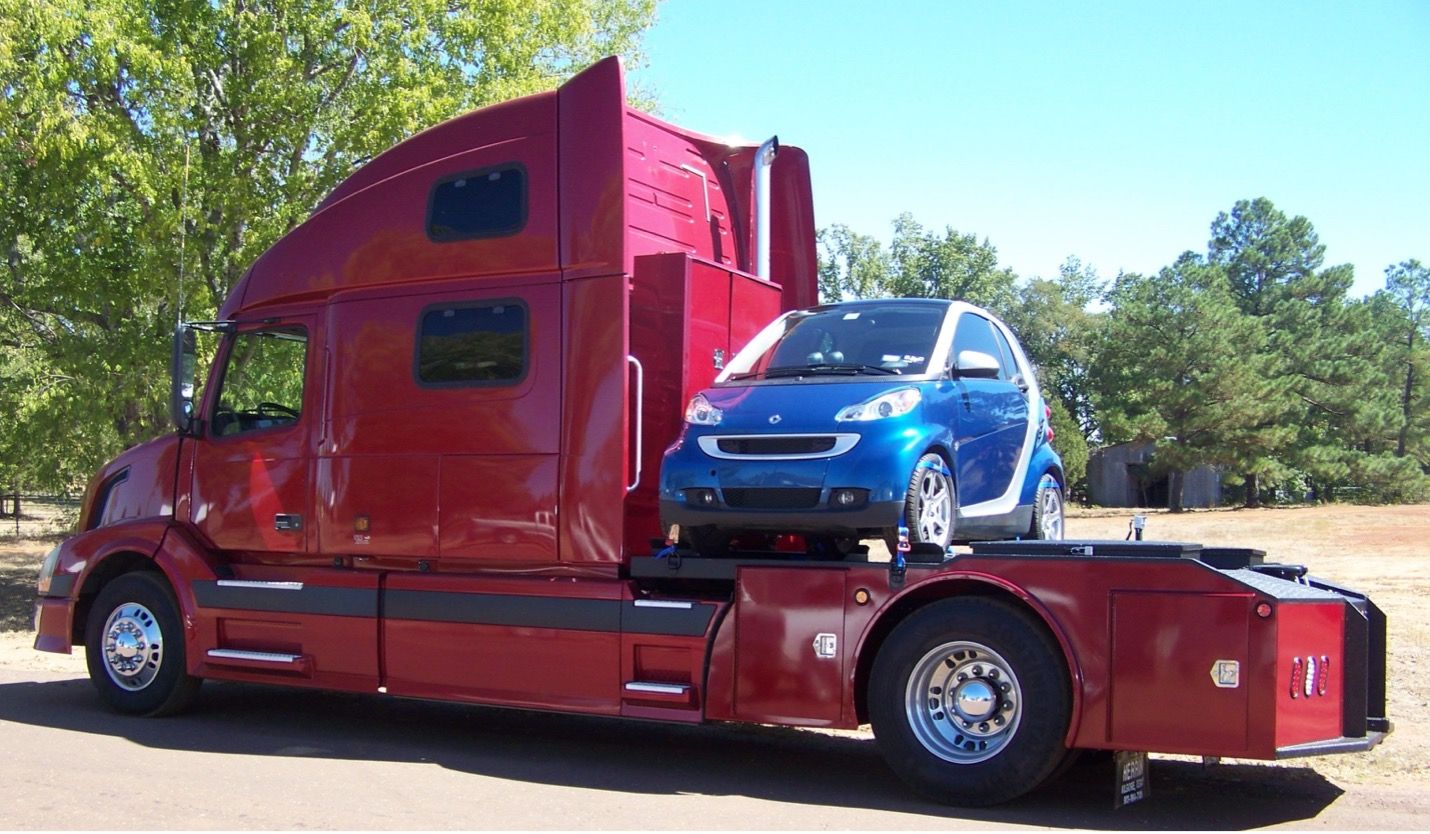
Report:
869,597,1071,806
889,453,955,552
84,571,201,716
1029,477,1065,540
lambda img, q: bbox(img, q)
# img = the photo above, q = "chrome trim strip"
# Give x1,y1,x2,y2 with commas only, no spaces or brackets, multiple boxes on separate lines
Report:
696,433,860,460
632,599,695,610
207,649,301,664
624,681,690,695
215,579,304,591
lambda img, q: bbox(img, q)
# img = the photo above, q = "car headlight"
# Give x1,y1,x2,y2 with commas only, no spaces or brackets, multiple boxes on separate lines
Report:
835,387,922,422
36,545,61,596
684,393,723,426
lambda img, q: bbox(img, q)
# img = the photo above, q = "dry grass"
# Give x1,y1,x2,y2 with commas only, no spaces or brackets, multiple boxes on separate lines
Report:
3,501,1425,791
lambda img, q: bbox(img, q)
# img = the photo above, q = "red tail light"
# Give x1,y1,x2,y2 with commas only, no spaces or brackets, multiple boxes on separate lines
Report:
1043,403,1055,442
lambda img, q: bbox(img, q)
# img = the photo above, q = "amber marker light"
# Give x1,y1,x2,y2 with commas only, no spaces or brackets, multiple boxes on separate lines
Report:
854,588,871,606
1255,602,1273,618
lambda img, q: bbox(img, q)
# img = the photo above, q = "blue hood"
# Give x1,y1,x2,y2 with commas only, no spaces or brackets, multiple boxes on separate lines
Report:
702,380,914,433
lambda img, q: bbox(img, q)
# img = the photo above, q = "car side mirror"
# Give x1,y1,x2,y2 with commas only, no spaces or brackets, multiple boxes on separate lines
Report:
952,349,1001,379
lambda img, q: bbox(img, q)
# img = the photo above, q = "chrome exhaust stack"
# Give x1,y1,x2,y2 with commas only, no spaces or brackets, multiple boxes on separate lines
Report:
753,136,779,280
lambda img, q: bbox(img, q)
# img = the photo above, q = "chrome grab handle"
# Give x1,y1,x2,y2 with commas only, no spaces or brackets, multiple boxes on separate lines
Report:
627,354,643,493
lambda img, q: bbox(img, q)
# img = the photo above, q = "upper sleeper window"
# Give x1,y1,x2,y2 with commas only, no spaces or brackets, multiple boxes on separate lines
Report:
417,302,527,386
426,165,527,242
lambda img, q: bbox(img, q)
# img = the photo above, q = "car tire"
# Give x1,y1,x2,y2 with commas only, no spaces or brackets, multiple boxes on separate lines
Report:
1029,477,1065,540
85,571,201,716
868,597,1071,806
887,453,955,553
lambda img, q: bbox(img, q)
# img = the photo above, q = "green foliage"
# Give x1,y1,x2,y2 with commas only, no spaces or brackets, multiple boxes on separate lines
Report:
1047,397,1087,499
818,213,1017,313
0,0,657,491
1093,255,1297,510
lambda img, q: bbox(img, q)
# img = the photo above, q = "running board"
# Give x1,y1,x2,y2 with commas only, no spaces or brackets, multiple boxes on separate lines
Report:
624,681,690,696
204,648,312,675
621,680,700,723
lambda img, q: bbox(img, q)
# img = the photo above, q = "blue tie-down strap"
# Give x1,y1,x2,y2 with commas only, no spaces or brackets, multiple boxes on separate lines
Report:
915,457,952,477
654,543,677,559
1038,474,1057,490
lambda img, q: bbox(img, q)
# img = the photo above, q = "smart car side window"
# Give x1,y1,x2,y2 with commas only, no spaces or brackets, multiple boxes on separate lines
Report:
952,313,1008,381
990,326,1019,380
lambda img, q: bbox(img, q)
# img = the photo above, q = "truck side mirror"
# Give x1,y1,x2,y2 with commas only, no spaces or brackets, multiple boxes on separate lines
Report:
952,349,1001,379
170,325,198,433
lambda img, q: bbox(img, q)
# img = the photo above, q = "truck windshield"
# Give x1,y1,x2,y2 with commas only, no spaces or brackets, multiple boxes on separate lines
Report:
723,303,947,381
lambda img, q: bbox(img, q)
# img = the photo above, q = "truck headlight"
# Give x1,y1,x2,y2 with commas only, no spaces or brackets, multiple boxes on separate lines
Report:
36,545,61,596
684,393,723,426
835,387,921,422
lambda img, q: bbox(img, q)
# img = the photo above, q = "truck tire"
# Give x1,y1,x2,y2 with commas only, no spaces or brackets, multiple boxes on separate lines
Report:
868,597,1071,806
1028,477,1065,540
85,571,201,716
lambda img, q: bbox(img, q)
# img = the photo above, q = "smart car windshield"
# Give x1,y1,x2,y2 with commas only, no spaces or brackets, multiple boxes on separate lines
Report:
723,302,947,382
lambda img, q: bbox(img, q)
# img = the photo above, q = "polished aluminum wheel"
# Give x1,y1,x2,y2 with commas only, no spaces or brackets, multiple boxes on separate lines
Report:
904,640,1022,764
100,602,164,692
1040,487,1065,540
915,469,953,545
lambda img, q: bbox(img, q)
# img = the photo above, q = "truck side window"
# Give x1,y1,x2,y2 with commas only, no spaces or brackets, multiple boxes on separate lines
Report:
212,328,308,436
426,165,526,242
416,301,527,386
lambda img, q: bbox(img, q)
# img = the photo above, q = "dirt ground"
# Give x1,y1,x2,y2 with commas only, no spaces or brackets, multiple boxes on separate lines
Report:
2,502,1427,827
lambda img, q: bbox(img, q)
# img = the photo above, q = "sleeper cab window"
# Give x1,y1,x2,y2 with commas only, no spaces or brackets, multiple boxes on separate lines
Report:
426,164,527,242
416,301,528,386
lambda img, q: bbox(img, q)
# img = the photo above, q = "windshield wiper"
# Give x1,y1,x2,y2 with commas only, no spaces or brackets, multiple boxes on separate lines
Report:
759,363,900,378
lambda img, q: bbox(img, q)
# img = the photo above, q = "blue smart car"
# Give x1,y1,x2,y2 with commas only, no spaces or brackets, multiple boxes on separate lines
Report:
659,298,1065,555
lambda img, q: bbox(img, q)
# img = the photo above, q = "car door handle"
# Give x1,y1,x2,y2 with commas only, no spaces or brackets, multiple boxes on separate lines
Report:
274,513,303,531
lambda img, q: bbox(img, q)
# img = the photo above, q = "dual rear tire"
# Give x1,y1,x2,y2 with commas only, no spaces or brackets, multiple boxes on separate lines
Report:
869,597,1071,806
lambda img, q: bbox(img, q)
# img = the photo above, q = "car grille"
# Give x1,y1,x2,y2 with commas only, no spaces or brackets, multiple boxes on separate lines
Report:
721,488,823,509
716,436,838,456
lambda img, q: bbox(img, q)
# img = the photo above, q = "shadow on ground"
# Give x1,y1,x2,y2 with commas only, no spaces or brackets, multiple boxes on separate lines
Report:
0,569,41,632
0,676,1344,829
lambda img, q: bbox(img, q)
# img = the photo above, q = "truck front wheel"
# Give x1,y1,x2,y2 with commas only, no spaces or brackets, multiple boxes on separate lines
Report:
84,571,201,716
869,597,1070,805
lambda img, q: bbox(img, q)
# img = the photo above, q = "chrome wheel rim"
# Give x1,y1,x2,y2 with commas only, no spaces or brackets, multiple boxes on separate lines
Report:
1041,487,1064,540
915,469,953,545
904,640,1022,764
101,602,164,691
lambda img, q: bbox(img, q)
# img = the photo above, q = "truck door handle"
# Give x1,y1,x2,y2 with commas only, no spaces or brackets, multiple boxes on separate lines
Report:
274,514,303,531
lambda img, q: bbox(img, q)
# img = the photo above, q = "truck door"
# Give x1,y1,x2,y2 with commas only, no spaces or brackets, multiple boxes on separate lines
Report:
187,316,380,692
191,319,314,557
949,312,1028,506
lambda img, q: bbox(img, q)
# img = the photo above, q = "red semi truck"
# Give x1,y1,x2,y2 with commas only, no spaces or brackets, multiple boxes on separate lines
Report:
33,57,1388,806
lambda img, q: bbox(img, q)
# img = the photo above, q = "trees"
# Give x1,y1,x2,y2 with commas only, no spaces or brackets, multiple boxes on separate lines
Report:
1206,197,1396,504
818,213,1018,313
1093,255,1295,511
0,0,656,491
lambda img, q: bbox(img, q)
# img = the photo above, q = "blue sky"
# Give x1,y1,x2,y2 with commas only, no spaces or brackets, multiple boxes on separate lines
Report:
637,0,1429,298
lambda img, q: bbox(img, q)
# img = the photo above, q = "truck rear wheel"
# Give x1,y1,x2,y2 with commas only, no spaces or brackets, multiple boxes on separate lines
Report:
869,597,1070,806
84,571,201,716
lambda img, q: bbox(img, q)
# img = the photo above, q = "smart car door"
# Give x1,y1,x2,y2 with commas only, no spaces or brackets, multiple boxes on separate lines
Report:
949,312,1028,506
